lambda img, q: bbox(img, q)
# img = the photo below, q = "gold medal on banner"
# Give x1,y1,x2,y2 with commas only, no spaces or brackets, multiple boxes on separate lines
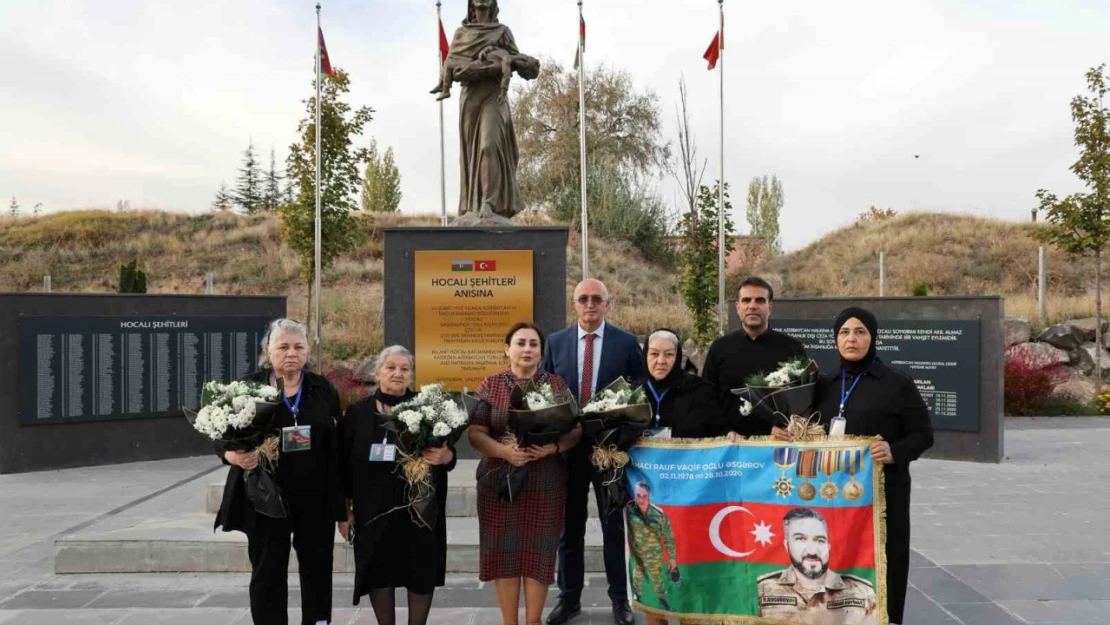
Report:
841,449,864,502
818,450,841,501
772,447,799,498
795,450,818,501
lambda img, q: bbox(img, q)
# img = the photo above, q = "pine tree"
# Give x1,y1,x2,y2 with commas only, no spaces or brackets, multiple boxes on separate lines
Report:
360,140,402,212
211,181,234,212
33,203,42,216
9,196,18,217
263,147,283,211
234,139,264,213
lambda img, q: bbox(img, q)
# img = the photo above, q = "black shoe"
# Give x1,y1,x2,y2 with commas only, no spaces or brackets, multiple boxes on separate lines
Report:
612,600,635,625
546,599,581,625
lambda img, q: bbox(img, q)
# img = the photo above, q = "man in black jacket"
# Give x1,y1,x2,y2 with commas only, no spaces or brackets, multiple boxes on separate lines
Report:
702,277,807,436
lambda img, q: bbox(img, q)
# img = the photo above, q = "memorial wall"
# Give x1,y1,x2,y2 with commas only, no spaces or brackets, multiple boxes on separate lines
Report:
0,294,285,473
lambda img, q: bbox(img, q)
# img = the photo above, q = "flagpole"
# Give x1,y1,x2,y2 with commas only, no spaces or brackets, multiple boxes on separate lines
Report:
437,1,447,227
577,0,589,279
717,0,726,336
314,3,324,369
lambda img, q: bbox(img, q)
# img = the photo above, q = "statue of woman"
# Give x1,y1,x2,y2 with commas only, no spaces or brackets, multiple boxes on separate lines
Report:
431,0,539,223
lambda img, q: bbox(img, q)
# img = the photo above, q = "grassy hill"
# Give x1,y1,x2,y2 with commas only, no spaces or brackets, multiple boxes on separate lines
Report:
0,209,1099,368
0,210,685,368
766,212,1101,327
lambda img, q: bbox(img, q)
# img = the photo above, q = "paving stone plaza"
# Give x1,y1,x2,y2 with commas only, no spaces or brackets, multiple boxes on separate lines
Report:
0,417,1107,625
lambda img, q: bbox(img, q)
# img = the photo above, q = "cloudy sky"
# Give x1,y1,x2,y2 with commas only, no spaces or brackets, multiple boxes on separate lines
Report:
1,0,1107,250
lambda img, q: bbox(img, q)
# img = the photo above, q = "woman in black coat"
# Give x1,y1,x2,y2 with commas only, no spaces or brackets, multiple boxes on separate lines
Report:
641,328,727,439
339,345,456,625
811,307,934,625
214,318,348,625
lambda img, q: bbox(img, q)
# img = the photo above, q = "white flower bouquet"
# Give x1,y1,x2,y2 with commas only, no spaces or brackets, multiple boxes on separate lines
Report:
498,380,579,502
580,377,653,521
731,357,819,427
184,379,284,518
381,383,469,529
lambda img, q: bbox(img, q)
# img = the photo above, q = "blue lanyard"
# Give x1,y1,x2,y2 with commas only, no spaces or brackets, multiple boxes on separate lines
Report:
646,380,669,427
274,371,305,425
839,370,862,417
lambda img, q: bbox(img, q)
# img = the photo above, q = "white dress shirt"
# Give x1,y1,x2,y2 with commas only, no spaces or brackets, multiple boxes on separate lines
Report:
576,321,606,398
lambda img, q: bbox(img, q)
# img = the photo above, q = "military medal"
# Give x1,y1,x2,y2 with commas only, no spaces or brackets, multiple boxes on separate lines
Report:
841,448,864,502
772,447,798,498
795,449,818,500
818,450,841,501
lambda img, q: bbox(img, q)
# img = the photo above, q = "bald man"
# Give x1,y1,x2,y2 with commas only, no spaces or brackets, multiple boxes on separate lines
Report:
542,279,646,625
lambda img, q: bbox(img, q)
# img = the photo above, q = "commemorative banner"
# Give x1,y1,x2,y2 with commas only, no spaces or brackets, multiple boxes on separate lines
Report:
625,438,887,625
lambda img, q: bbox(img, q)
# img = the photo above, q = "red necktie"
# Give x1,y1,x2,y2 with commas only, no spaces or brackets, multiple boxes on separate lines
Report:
581,333,596,404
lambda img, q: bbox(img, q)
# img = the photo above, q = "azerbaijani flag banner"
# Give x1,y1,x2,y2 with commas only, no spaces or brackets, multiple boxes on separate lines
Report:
625,438,887,624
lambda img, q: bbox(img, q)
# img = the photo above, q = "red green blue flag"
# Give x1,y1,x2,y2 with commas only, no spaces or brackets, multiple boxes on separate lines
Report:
625,439,885,622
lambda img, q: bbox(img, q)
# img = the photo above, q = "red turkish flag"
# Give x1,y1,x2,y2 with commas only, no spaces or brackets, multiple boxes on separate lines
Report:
475,260,497,272
703,31,721,70
438,17,450,65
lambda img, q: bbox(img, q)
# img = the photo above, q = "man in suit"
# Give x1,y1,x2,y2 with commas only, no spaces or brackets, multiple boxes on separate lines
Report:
542,278,645,625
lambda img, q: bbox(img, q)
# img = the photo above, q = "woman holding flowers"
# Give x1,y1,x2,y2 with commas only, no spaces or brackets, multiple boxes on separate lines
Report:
468,322,583,625
339,345,457,625
640,328,727,439
811,307,934,625
213,318,347,625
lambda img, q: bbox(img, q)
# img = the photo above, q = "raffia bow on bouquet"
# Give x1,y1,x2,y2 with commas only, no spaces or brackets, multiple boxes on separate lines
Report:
185,380,285,518
498,382,579,502
581,377,653,521
379,383,470,530
731,357,820,429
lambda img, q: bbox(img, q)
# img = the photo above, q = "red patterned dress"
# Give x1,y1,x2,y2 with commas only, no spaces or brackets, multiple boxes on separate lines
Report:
472,369,570,584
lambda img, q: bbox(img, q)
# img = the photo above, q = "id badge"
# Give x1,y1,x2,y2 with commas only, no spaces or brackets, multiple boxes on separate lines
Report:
281,425,312,452
369,443,397,462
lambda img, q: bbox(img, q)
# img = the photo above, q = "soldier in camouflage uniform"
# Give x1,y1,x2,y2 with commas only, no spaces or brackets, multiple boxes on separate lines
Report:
757,507,878,624
626,482,678,613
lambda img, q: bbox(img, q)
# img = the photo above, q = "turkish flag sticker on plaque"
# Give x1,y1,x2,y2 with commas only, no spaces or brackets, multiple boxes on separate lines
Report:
475,260,497,272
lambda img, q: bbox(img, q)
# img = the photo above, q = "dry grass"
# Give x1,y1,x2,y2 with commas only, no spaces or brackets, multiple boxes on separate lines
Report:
4,208,1104,369
0,210,682,368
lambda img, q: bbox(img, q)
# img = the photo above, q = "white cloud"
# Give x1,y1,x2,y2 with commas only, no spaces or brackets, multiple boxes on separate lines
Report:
0,0,1106,248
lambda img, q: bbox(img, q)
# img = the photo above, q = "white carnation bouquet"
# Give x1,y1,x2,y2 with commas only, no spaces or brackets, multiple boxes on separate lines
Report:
184,379,285,518
581,380,648,414
192,380,281,440
381,383,470,529
732,357,819,429
579,377,652,520
524,383,558,410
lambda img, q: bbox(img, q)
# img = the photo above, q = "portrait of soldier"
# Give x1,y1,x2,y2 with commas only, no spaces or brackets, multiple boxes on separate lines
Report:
626,481,679,612
757,507,878,625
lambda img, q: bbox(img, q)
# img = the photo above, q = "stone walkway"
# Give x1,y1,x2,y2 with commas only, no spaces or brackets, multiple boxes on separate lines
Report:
1,417,1108,624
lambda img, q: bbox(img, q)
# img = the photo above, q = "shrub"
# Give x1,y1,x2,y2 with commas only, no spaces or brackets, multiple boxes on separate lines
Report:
1004,349,1056,416
1097,391,1110,415
118,259,147,293
911,282,929,297
324,365,373,412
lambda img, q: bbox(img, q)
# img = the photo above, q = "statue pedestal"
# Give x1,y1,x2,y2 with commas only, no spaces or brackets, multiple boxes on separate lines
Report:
383,225,568,393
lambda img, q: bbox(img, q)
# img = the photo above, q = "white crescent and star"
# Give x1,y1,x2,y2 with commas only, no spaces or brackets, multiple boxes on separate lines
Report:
708,506,776,558
477,261,492,270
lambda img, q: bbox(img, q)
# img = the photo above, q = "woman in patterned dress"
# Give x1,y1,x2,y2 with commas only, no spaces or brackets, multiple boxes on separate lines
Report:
467,322,583,625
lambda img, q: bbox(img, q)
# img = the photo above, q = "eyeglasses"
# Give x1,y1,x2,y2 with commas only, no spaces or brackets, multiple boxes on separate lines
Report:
575,295,608,305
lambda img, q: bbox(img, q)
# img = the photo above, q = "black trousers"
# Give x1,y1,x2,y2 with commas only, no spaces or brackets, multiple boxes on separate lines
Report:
556,442,627,603
885,473,912,624
247,494,335,625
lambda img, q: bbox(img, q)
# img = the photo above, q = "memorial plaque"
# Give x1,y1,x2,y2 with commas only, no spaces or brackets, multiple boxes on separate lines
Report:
775,319,981,432
413,250,534,391
18,316,271,424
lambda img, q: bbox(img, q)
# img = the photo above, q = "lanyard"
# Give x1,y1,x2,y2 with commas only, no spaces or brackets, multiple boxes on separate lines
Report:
839,370,862,417
646,380,669,427
274,371,305,425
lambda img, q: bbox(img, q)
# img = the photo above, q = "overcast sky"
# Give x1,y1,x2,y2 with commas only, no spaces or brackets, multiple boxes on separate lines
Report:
2,0,1107,250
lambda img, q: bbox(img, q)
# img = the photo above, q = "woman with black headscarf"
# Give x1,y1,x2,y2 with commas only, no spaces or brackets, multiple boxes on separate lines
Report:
811,307,934,625
641,329,727,439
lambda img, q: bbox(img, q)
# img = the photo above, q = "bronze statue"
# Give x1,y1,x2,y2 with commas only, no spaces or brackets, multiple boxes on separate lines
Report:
431,0,540,225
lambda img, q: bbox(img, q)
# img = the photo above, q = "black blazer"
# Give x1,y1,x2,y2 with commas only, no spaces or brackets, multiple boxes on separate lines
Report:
813,359,934,483
213,369,347,534
541,322,646,401
642,373,728,439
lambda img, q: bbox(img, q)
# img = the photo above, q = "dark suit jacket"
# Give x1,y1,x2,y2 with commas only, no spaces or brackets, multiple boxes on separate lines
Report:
541,321,646,401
